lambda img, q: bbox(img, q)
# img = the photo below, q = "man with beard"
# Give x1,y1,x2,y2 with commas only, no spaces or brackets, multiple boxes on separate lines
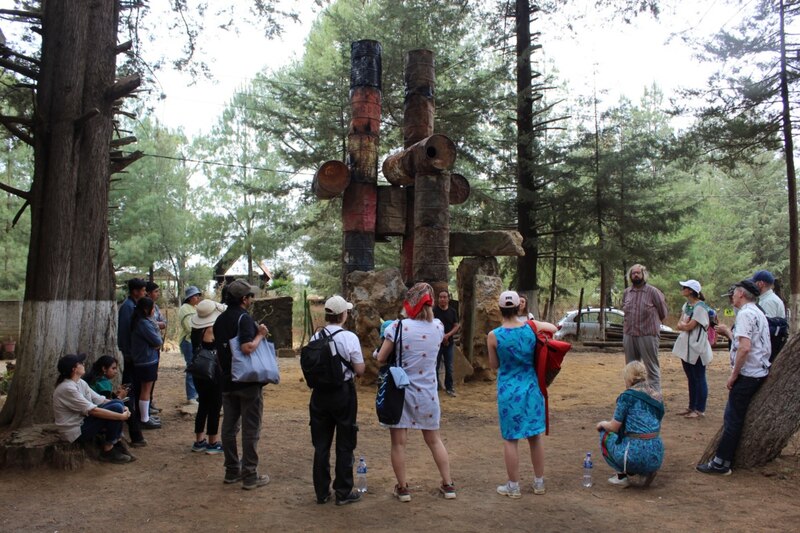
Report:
622,264,669,392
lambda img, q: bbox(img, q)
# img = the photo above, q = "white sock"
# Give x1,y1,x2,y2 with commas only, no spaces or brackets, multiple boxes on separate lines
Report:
534,476,544,484
508,480,519,489
139,400,150,422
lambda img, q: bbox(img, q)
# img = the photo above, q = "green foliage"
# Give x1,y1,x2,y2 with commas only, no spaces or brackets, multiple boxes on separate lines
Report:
110,117,207,298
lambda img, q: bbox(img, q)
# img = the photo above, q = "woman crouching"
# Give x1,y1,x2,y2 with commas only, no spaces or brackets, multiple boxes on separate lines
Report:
596,360,664,487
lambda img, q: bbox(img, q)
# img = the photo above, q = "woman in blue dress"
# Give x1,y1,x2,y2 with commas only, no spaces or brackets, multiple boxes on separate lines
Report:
488,290,557,498
597,360,664,488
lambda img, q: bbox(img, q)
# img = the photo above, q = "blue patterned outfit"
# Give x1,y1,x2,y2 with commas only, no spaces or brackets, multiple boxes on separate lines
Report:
600,388,664,474
493,325,546,440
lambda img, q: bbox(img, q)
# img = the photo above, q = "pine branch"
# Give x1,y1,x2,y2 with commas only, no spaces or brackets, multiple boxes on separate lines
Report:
0,115,33,146
0,180,30,201
0,57,37,80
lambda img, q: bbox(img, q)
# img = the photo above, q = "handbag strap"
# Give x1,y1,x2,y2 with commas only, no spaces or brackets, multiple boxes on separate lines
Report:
393,319,403,368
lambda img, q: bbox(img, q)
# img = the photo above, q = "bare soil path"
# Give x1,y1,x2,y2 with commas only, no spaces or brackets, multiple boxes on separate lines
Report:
1,349,797,532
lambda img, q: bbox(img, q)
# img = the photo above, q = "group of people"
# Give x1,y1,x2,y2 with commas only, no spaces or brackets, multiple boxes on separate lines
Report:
51,263,786,499
621,264,784,479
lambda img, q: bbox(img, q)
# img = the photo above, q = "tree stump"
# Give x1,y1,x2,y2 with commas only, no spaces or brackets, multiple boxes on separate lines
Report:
0,424,87,470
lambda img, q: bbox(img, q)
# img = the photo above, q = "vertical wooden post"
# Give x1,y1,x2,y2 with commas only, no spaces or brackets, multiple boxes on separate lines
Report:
342,40,382,290
402,50,435,286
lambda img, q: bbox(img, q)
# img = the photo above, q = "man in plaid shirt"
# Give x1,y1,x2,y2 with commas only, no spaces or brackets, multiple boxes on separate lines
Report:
622,264,669,392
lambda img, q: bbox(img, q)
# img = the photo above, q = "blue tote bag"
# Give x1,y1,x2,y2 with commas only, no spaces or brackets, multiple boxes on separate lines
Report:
229,314,280,384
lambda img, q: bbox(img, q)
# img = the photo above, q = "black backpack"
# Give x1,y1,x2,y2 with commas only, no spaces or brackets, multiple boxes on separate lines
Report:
756,305,790,363
300,328,353,389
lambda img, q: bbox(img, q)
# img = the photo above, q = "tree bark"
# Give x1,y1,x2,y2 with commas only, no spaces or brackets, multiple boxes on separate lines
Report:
700,333,800,467
515,0,539,308
0,0,120,428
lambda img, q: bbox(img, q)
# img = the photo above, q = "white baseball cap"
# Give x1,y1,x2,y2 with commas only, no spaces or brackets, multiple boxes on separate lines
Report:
498,290,520,308
325,295,353,314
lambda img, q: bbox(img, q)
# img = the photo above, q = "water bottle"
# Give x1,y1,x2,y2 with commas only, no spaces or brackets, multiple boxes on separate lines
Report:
355,456,367,493
582,452,593,488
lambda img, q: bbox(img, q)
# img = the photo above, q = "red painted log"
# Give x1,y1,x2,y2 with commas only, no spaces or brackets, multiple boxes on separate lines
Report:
312,160,350,199
449,173,470,205
381,134,456,186
343,40,381,282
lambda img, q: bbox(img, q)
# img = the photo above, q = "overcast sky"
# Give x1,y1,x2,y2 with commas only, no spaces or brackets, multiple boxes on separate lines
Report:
146,0,744,136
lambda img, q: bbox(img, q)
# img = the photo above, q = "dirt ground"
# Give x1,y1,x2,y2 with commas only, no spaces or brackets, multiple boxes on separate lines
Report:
1,348,798,533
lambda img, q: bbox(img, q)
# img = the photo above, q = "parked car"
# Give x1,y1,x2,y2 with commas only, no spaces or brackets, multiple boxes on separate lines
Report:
553,307,674,341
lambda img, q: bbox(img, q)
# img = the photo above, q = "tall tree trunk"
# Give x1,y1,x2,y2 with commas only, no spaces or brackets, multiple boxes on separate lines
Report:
779,0,799,333
700,334,800,467
515,0,539,310
0,0,119,428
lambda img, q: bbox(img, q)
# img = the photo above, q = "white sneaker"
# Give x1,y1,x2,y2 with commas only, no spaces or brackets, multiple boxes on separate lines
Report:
608,474,630,487
533,480,546,495
187,398,198,406
496,482,521,499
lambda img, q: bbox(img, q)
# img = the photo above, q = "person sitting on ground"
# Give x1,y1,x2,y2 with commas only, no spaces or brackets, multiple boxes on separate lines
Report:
596,360,664,488
488,290,557,498
85,355,129,401
52,353,133,464
189,299,226,455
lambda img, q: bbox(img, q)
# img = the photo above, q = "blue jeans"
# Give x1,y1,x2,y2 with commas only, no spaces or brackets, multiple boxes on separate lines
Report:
78,400,125,445
221,385,264,482
716,375,764,465
681,358,708,412
181,339,198,401
437,341,455,392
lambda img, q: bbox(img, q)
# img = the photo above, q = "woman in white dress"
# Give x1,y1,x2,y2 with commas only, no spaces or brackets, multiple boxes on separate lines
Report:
377,282,456,502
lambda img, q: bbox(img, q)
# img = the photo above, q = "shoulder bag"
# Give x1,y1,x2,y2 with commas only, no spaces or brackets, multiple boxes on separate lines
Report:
186,346,218,382
376,319,406,425
230,314,280,385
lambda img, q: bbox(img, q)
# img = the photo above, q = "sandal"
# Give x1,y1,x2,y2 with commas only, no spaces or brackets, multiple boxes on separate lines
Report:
684,411,700,418
675,408,693,416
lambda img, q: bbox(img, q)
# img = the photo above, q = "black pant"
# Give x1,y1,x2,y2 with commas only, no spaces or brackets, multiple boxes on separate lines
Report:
716,375,765,464
194,377,223,435
309,381,358,502
122,355,143,442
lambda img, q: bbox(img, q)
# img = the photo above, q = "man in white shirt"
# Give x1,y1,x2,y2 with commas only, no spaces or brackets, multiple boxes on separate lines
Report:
309,295,365,506
697,279,770,476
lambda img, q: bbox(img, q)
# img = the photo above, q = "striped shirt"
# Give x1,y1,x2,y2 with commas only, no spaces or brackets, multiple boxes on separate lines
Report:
622,283,668,337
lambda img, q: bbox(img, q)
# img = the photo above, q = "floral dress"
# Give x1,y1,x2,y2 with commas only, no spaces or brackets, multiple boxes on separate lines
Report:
385,318,444,430
600,388,664,474
493,325,546,440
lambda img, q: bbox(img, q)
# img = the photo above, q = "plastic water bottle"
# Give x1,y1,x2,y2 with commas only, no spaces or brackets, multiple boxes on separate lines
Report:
582,452,593,488
355,456,367,493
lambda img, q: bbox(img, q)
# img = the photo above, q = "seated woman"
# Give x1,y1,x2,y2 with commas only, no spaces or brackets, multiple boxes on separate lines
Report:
596,360,664,487
52,353,133,464
85,355,128,400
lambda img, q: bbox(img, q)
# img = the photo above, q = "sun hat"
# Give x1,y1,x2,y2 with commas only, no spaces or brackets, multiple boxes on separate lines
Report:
183,285,202,303
325,295,353,314
190,299,227,329
678,279,702,294
498,290,520,308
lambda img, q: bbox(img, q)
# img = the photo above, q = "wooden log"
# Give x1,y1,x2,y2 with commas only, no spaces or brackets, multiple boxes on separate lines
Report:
312,160,350,199
413,173,450,284
343,40,382,285
449,173,470,205
449,230,525,257
382,134,456,186
376,185,406,237
403,49,435,147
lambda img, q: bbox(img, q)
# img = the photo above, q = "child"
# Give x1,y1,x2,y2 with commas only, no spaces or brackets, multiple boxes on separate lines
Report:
86,355,126,399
